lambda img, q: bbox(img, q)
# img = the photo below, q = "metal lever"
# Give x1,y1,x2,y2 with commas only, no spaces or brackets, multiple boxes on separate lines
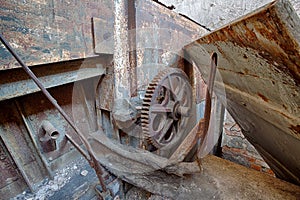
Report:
196,52,218,168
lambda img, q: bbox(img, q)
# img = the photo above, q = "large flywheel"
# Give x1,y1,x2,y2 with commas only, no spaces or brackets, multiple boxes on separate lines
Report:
141,68,194,156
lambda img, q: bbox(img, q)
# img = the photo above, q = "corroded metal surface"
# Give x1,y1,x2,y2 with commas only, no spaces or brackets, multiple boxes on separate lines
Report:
20,83,89,166
186,0,300,184
0,77,105,199
0,137,27,197
113,0,132,99
0,0,113,70
93,17,114,54
97,74,115,111
0,56,109,101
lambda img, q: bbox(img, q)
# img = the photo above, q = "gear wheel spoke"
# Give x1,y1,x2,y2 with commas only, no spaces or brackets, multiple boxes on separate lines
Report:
154,118,174,143
151,104,172,113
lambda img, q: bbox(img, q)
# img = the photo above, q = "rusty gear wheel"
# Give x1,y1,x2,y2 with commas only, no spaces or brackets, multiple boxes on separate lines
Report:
141,68,193,155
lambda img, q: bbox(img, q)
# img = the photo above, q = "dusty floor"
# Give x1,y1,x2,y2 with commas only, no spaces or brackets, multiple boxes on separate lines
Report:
12,155,300,200
120,156,300,200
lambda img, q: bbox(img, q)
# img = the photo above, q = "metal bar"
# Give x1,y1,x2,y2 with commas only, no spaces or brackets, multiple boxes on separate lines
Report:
202,53,217,139
0,131,35,192
0,34,108,193
0,66,106,102
14,100,54,179
197,53,218,157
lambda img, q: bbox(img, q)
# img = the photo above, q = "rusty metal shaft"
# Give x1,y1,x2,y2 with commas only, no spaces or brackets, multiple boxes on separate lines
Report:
197,53,218,155
203,53,217,136
0,34,107,192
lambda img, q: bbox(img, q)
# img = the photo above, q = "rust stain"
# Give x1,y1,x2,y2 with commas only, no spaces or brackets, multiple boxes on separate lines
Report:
290,125,300,135
257,93,269,102
195,1,300,86
0,0,114,70
0,139,25,189
275,110,292,120
218,67,259,78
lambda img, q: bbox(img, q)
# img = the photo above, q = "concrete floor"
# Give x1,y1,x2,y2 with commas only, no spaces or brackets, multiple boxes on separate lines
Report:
201,155,300,199
125,155,300,199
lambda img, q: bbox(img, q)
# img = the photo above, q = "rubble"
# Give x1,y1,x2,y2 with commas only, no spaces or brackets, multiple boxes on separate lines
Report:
13,158,90,200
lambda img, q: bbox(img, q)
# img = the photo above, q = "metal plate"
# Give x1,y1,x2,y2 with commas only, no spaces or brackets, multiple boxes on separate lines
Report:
185,0,300,184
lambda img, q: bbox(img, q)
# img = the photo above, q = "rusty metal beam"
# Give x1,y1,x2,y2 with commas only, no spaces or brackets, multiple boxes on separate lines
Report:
128,0,138,96
0,57,108,101
0,136,27,198
0,101,49,192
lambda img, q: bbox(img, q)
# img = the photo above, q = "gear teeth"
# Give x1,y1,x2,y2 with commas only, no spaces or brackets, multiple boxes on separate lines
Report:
141,110,149,114
142,68,172,147
142,103,151,107
143,98,151,102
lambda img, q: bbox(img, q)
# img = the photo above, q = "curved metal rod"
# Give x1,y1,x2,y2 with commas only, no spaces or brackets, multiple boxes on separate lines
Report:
0,34,107,193
203,52,218,136
197,52,218,156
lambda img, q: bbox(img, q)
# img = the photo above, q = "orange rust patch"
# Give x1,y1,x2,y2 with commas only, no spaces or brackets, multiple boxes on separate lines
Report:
196,1,300,86
257,93,269,102
277,111,292,120
290,125,300,135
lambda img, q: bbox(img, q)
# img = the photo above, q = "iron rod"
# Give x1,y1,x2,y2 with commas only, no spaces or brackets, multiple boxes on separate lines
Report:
197,53,218,155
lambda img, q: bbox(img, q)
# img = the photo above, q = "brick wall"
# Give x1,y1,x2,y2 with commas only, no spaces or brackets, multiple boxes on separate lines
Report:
222,112,274,176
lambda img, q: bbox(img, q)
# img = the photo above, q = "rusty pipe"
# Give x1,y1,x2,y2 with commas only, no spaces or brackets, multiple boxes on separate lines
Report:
39,120,60,153
41,120,60,140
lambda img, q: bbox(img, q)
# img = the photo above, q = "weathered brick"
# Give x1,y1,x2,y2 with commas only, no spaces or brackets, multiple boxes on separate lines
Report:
251,164,262,172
